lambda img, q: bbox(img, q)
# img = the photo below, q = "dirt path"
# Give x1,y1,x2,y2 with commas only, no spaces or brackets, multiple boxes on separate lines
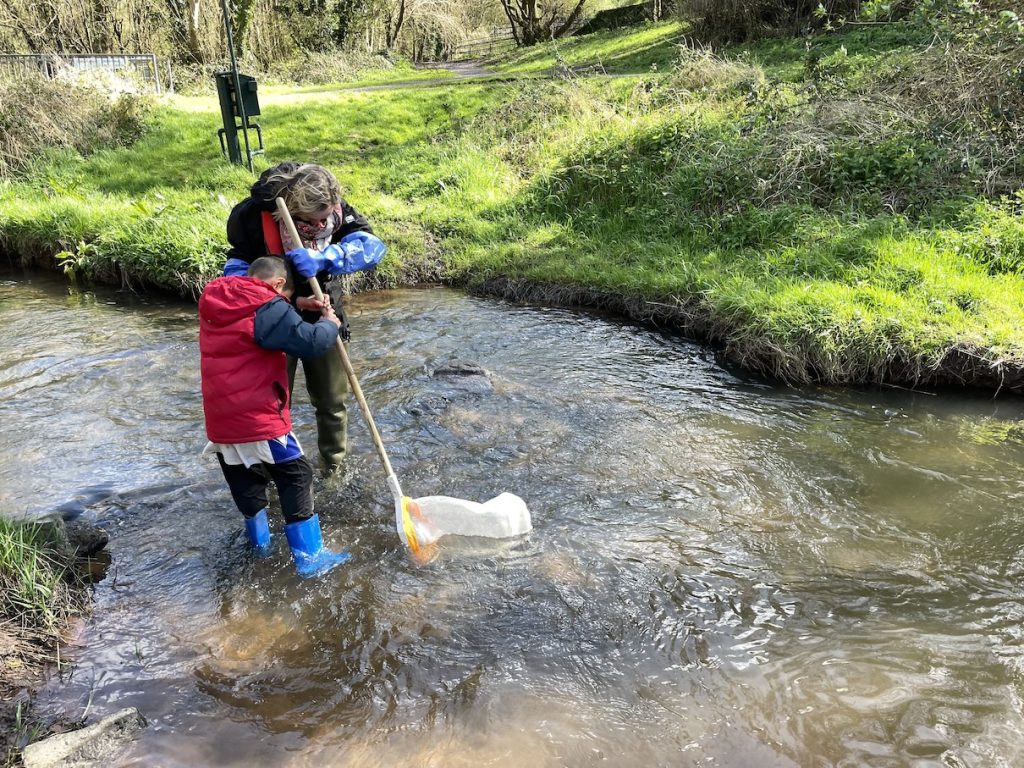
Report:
418,61,498,78
344,61,504,92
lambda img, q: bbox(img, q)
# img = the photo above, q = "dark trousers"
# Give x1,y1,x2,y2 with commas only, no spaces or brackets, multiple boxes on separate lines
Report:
288,348,349,471
217,454,314,525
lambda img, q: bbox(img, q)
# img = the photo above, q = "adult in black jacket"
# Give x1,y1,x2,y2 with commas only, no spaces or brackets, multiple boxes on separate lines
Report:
224,162,375,475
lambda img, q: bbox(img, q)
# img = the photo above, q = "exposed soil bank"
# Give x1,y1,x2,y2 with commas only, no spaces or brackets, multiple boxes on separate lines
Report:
1,519,107,767
5,248,1022,396
468,277,1024,396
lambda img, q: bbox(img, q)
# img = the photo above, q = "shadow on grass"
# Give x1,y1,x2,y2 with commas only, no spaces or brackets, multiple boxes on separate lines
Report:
732,21,933,82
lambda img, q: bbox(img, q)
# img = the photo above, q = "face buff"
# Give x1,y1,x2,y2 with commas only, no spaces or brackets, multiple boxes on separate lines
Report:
280,204,343,251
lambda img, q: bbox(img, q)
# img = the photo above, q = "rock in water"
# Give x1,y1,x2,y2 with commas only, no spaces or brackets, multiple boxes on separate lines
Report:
431,360,489,378
22,708,146,768
65,519,109,559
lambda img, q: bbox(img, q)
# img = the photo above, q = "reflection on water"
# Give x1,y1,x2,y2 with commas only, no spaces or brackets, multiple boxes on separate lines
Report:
4,270,1024,767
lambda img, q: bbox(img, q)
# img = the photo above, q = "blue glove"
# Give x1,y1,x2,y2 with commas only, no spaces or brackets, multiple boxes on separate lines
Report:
285,247,319,279
319,232,387,276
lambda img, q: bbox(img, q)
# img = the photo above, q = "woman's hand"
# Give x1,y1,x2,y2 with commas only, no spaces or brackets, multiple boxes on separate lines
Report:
295,295,331,312
322,305,342,329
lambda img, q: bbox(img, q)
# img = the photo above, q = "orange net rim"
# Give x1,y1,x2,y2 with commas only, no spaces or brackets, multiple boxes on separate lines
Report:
400,497,438,564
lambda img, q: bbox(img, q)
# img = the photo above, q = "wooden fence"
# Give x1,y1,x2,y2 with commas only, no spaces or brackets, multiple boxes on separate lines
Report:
449,31,517,62
447,12,600,63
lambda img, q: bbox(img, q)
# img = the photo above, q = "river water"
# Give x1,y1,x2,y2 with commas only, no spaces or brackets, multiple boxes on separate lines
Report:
4,269,1024,767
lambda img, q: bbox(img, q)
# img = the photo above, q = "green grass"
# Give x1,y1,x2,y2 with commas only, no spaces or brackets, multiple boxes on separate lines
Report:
485,19,925,81
730,21,933,82
0,518,69,633
0,517,78,768
1,83,509,292
490,21,688,74
1,20,1023,388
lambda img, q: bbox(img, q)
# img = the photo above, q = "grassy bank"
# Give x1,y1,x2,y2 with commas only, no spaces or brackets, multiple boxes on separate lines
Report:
0,518,82,766
1,21,1022,391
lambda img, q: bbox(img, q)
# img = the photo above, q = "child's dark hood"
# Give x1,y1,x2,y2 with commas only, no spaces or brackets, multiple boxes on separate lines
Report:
248,162,302,211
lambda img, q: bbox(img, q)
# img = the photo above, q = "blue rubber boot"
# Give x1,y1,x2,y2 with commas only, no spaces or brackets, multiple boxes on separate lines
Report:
243,508,272,555
284,514,351,577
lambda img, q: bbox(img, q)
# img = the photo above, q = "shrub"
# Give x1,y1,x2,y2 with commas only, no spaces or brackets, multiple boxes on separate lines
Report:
261,50,396,86
678,0,862,43
940,198,1024,275
0,75,151,180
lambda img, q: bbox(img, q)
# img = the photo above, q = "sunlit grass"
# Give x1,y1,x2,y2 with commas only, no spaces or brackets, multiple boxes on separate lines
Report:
491,21,688,74
263,61,458,92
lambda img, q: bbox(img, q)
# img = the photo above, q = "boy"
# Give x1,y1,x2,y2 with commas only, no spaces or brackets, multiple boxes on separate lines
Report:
199,256,349,577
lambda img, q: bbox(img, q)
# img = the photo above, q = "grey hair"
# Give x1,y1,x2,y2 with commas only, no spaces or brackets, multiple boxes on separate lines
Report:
267,164,342,219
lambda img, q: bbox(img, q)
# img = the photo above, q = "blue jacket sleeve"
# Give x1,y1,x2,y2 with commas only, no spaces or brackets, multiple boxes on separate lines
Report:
317,232,387,276
224,258,251,277
253,297,339,359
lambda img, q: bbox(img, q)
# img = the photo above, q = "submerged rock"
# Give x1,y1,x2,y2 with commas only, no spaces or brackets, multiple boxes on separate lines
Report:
55,484,117,522
429,360,494,396
431,360,489,378
21,707,146,768
31,517,109,561
64,519,109,559
406,360,496,417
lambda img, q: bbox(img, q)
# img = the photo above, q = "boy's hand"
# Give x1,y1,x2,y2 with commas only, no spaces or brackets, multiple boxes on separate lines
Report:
295,295,330,312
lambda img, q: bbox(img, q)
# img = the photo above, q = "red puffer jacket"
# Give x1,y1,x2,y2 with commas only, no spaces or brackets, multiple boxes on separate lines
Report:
199,277,291,443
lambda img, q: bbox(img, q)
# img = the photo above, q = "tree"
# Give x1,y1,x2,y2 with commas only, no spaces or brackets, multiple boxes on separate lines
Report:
164,0,206,62
333,0,369,46
384,0,407,48
0,0,117,53
499,0,587,46
231,0,260,58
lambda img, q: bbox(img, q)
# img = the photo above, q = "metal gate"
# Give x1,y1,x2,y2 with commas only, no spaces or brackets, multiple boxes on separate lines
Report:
0,53,165,93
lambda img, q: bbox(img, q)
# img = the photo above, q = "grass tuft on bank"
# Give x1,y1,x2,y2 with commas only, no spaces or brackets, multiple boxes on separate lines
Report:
0,519,72,634
0,517,81,766
0,519,89,768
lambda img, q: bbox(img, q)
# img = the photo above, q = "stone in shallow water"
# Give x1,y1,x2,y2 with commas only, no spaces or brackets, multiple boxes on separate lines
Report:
21,707,146,768
64,519,109,559
431,359,489,378
406,360,496,416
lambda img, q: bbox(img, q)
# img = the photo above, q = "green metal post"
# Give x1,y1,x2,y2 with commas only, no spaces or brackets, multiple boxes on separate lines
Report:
219,0,253,172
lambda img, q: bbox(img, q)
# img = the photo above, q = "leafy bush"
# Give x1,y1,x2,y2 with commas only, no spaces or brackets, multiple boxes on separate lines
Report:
940,198,1024,275
167,62,223,96
261,50,397,86
678,0,862,43
0,75,151,180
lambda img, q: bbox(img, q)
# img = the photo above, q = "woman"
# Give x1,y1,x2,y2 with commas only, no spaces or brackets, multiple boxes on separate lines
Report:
223,162,384,475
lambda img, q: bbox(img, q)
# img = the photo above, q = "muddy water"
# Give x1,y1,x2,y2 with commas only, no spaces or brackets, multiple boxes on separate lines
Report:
4,270,1024,767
